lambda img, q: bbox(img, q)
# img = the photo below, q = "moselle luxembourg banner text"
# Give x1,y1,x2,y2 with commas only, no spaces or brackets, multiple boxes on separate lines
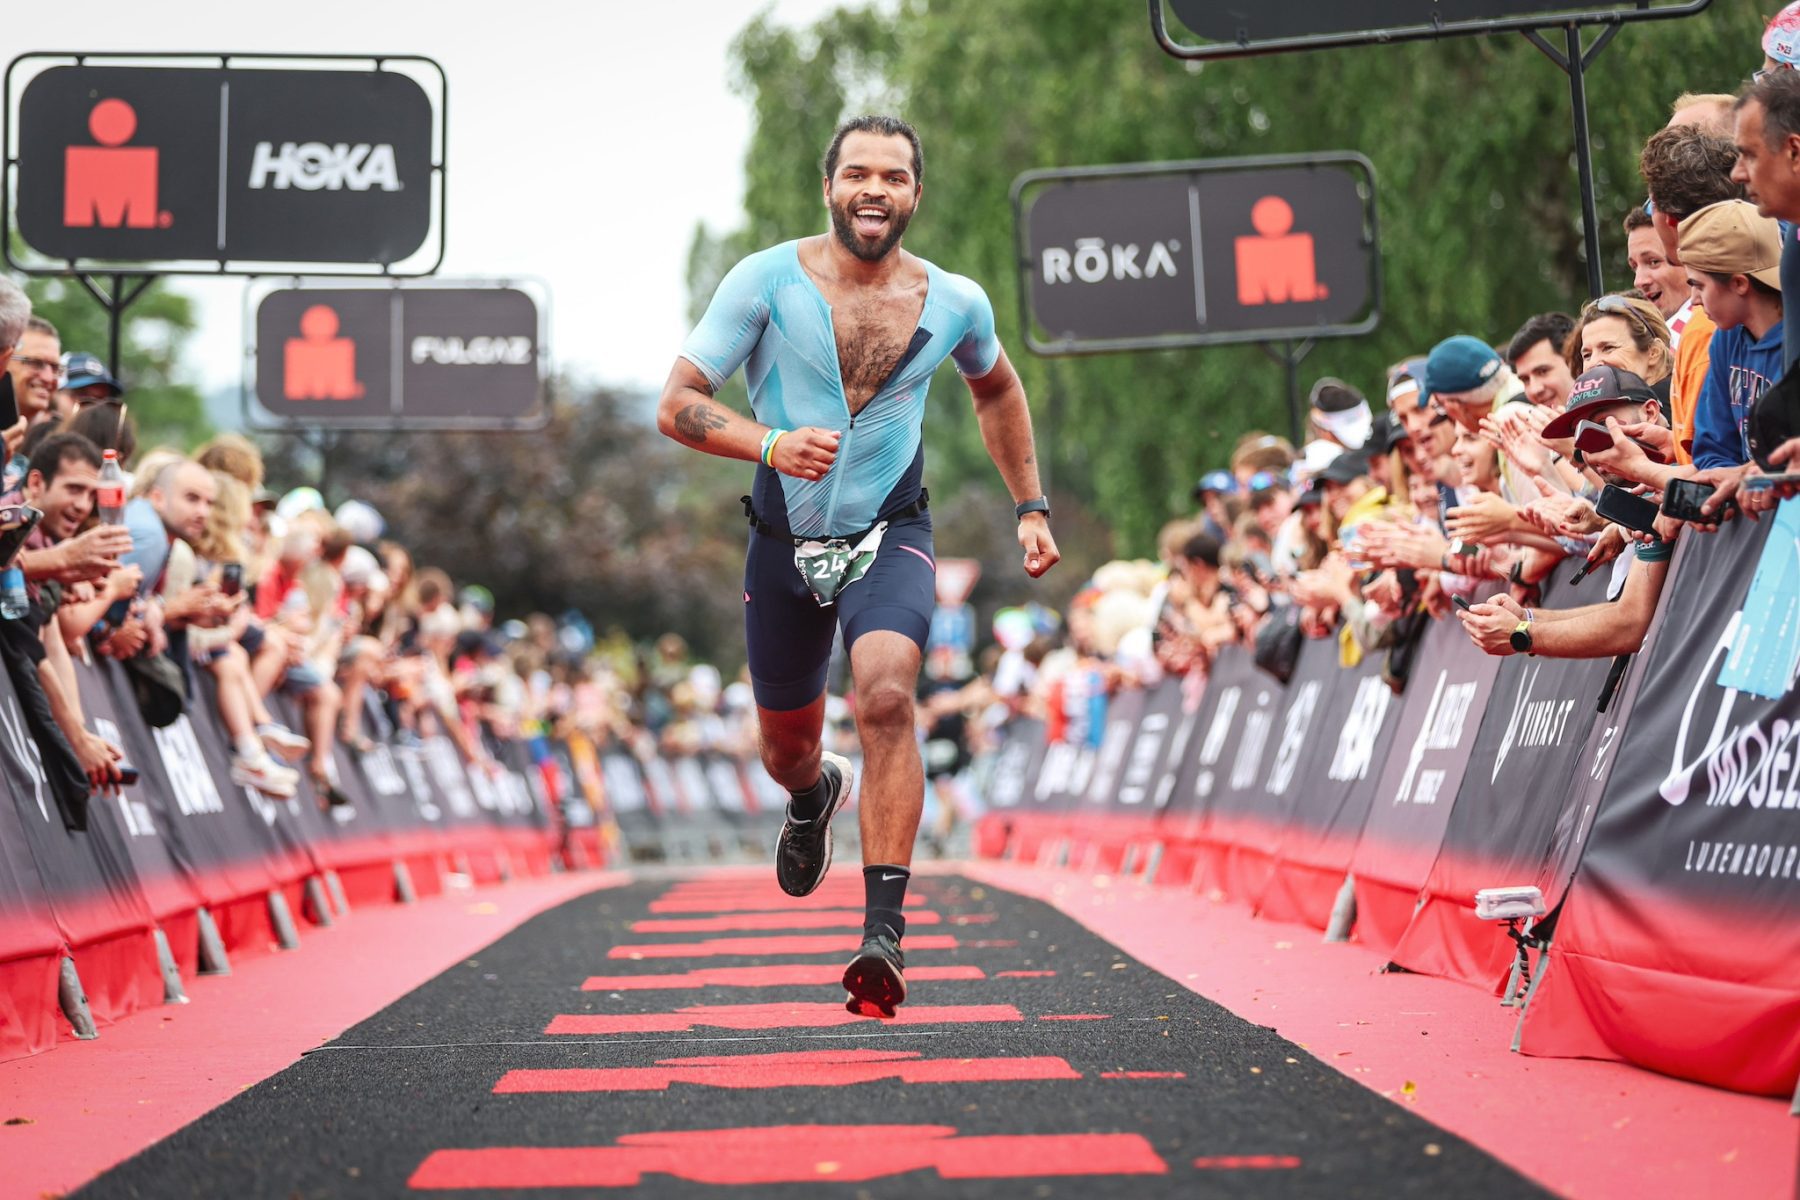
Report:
1521,513,1800,1096
1350,616,1502,958
1389,572,1617,988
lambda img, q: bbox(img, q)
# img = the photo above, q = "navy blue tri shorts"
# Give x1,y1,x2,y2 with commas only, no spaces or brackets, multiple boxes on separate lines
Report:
744,513,935,711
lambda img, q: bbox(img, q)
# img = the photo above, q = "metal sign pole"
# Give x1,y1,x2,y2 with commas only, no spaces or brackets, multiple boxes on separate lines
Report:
73,272,157,382
1522,23,1622,300
1261,339,1316,446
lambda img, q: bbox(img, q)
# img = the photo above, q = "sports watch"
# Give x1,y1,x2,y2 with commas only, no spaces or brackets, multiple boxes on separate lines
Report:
1015,497,1051,521
1509,619,1533,655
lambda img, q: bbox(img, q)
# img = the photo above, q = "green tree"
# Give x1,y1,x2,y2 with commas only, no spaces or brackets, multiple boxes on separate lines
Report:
699,0,1767,569
16,271,213,451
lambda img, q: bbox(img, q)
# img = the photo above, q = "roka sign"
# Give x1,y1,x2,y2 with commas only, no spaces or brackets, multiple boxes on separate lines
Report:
1014,154,1379,354
10,59,441,272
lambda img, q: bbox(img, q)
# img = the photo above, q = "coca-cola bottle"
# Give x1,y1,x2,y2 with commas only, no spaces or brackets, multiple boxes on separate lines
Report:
97,449,126,526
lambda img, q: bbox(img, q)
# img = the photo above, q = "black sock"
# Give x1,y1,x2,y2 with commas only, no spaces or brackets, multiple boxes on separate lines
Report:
863,864,910,940
787,759,837,822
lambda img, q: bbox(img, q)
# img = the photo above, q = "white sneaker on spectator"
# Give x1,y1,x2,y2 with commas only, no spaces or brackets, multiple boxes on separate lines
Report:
232,753,300,798
257,724,311,763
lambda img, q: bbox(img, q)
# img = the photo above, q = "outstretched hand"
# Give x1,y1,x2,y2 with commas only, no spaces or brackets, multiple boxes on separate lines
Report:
1019,514,1060,578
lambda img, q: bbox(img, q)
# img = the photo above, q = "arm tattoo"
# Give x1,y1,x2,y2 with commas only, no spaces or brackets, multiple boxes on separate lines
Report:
674,402,729,444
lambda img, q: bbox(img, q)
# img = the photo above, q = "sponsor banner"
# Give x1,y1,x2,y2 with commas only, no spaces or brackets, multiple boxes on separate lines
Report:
1014,154,1379,354
1389,574,1616,987
251,284,546,429
12,61,441,271
0,661,161,1023
984,719,1047,813
1205,637,1362,905
1257,652,1401,929
70,664,204,931
1159,648,1272,843
1350,617,1502,957
1522,516,1800,1095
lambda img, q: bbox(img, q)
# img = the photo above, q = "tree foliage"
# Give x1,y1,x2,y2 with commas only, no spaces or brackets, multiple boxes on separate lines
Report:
695,0,1767,573
259,384,753,666
17,271,213,451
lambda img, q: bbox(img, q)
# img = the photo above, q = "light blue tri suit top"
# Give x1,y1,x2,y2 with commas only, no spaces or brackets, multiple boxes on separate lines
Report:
680,239,1002,540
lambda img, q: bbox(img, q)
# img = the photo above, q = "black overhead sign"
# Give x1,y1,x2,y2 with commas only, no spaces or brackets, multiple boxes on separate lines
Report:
6,57,444,274
1155,0,1710,58
1013,153,1379,355
251,284,546,430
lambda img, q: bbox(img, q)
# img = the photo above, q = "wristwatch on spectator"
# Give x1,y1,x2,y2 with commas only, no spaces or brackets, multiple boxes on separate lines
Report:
1015,497,1050,521
1509,618,1533,655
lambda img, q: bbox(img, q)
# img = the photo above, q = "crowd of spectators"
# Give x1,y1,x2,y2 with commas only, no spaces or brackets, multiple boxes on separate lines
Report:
6,16,1800,853
0,283,787,835
971,21,1800,763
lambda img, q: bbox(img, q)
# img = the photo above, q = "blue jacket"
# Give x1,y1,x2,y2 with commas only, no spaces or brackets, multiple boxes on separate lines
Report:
1691,320,1784,470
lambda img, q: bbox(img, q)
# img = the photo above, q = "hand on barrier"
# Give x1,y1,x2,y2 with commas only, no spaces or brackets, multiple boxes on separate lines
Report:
75,731,124,795
1688,463,1751,532
769,427,840,482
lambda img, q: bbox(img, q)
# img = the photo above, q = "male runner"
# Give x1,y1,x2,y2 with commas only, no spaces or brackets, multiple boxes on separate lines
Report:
658,115,1058,1017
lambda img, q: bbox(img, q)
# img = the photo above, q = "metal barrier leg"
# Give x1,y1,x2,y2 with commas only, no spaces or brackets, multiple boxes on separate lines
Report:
302,877,335,927
1141,843,1164,884
323,870,351,918
153,927,188,1004
59,957,97,1040
195,907,231,976
1324,874,1358,943
1510,938,1555,1054
1120,845,1140,877
494,847,514,883
393,860,418,904
267,890,302,950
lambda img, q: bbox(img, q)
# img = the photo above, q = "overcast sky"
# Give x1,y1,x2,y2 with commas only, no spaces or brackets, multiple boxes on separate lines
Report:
12,0,851,400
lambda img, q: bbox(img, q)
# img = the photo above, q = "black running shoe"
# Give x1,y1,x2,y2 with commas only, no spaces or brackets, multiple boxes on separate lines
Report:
843,924,907,1018
774,751,854,897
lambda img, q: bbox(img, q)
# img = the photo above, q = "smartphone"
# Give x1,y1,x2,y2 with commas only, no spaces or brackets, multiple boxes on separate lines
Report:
219,562,244,597
1573,420,1615,456
1452,594,1473,612
0,374,19,433
1662,476,1738,523
1595,484,1661,535
1742,473,1800,492
0,505,43,569
116,763,139,787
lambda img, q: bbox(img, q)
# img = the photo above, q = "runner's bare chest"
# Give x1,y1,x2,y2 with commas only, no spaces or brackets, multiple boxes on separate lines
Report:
803,256,928,418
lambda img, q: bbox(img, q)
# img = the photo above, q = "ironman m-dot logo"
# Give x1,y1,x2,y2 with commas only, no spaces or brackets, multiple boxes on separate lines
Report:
10,58,442,271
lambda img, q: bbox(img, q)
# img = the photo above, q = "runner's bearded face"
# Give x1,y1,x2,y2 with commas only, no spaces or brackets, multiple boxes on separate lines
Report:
825,134,918,262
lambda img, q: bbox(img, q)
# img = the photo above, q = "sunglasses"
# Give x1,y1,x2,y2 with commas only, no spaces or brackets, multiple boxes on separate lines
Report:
1582,294,1662,342
1753,63,1794,84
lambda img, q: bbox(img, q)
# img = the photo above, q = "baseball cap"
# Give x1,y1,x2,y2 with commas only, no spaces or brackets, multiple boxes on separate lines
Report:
1766,2,1800,66
1295,483,1325,509
1386,357,1430,409
61,352,123,397
1678,200,1782,290
1192,469,1238,500
1308,377,1373,449
1424,335,1503,397
1317,448,1372,487
458,584,495,615
1367,410,1408,455
1541,364,1660,440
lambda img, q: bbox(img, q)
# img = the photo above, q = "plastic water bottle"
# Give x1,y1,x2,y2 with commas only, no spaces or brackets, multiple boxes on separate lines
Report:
0,567,27,620
97,449,126,526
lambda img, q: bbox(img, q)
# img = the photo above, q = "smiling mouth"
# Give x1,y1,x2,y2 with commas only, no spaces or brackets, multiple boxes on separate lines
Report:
852,206,890,236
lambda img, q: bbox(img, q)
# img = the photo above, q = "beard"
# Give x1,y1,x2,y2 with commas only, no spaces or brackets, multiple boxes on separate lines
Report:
829,195,913,262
